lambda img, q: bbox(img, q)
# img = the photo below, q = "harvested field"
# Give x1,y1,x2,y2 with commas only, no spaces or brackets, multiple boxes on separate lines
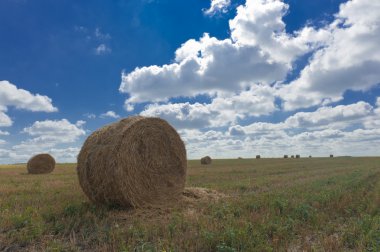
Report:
0,158,379,251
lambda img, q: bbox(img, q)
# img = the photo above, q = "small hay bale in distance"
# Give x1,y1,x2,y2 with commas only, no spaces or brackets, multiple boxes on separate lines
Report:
291,155,295,158
284,155,288,158
330,154,334,158
201,156,212,165
256,155,261,159
77,116,187,208
27,153,55,174
296,154,300,159
309,155,312,158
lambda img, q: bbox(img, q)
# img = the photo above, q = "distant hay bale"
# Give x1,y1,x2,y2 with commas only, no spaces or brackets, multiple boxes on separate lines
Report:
309,155,312,158
201,156,212,165
291,155,295,158
77,116,187,208
284,155,288,158
330,154,334,158
256,155,261,159
27,153,55,174
238,157,243,159
296,154,300,158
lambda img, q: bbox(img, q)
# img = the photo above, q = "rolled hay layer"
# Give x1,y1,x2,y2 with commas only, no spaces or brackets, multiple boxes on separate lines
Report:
27,153,55,174
77,116,187,208
200,156,212,165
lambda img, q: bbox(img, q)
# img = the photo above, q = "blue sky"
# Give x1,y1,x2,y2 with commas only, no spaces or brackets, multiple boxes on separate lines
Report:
0,0,379,163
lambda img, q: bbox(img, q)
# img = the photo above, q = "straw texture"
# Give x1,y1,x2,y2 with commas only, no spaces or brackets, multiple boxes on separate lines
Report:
77,116,187,208
27,154,55,174
200,156,212,165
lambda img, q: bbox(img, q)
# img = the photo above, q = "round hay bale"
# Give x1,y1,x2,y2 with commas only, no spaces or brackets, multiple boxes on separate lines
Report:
291,155,295,158
296,154,300,159
77,116,187,208
284,155,288,158
200,156,212,165
309,155,312,158
27,153,55,174
256,155,261,159
330,154,334,158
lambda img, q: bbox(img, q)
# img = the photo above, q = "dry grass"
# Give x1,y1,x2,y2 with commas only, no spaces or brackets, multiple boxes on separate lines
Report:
1,158,380,251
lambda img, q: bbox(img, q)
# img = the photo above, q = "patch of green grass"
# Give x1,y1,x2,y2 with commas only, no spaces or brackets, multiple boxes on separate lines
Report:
0,158,380,250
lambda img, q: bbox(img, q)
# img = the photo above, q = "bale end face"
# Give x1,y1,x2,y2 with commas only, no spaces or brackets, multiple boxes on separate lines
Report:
27,153,55,174
77,116,187,208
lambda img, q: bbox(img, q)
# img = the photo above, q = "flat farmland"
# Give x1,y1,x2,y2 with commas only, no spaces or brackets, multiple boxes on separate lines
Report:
0,157,379,251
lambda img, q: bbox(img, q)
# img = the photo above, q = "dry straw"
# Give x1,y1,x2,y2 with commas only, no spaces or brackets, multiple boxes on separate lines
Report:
77,116,187,208
27,153,55,174
201,156,212,165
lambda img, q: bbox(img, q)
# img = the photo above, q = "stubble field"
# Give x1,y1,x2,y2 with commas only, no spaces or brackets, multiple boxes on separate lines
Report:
0,157,379,251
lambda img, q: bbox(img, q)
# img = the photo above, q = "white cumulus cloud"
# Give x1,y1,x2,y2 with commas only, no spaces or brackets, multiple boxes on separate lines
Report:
0,80,58,127
204,0,231,16
280,0,380,110
100,111,120,119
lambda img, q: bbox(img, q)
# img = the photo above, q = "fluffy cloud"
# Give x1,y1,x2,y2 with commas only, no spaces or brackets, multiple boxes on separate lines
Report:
229,101,374,137
141,85,276,128
0,130,9,136
22,119,85,143
119,0,329,116
229,0,329,63
117,0,380,158
120,33,288,106
280,0,380,110
203,0,231,16
0,119,87,163
100,111,120,119
0,80,57,113
0,80,57,127
0,111,12,127
284,101,373,129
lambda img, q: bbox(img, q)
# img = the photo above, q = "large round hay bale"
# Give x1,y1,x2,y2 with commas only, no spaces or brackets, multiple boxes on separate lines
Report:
27,153,55,174
330,154,334,158
77,116,187,208
284,155,288,159
256,155,261,159
296,154,300,159
201,156,212,165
